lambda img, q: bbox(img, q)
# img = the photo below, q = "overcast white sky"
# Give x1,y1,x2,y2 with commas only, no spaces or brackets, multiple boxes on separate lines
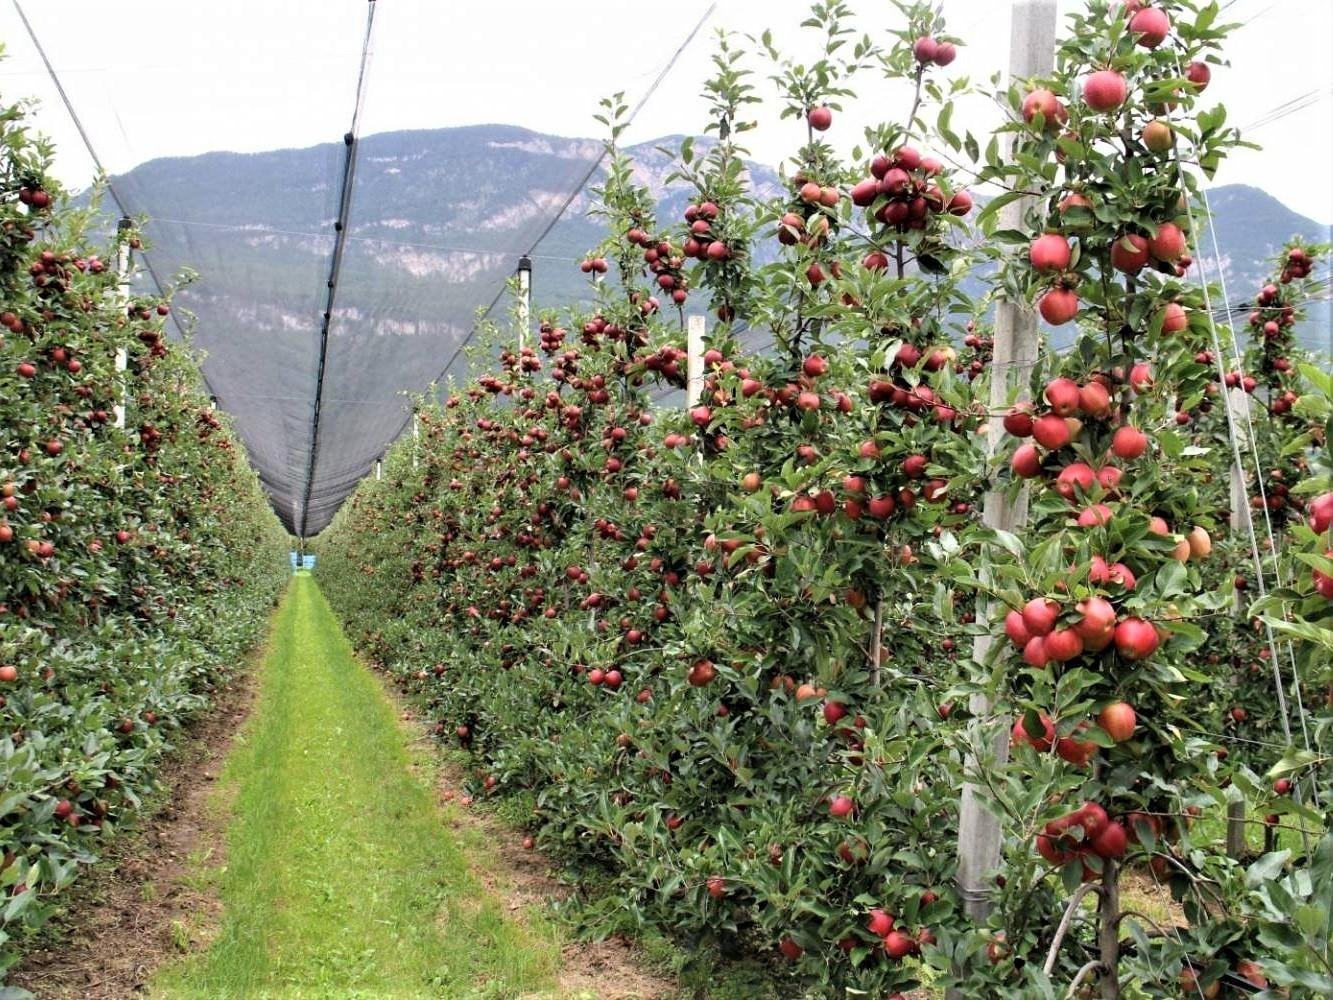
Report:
0,0,1328,223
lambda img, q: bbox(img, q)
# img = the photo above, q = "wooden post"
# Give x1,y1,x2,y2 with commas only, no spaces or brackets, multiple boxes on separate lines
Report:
1226,384,1253,857
114,217,132,429
686,314,706,405
516,255,532,350
952,0,1056,945
1097,861,1121,999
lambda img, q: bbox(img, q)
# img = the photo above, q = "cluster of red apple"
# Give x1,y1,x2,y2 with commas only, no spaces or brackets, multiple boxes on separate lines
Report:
680,200,733,264
577,314,626,350
497,346,542,376
1012,698,1137,770
776,190,833,252
957,321,993,382
625,227,689,305
635,343,689,388
578,256,609,275
911,35,957,67
537,321,567,354
1276,245,1314,284
16,184,51,210
131,299,171,359
1034,802,1130,874
1006,375,1150,513
1021,4,1179,128
848,145,973,235
1030,222,1190,327
1004,590,1160,670
1239,249,1319,526
1249,283,1302,344
856,905,930,966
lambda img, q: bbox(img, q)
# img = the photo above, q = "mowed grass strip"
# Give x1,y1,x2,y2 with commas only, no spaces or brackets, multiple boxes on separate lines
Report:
155,575,561,999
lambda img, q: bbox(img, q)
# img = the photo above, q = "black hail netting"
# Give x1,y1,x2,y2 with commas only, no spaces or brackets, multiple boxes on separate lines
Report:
1,0,720,536
113,128,606,535
5,1,1327,533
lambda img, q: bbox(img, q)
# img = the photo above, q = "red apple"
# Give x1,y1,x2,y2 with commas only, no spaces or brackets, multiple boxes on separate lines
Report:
1079,381,1111,418
1011,443,1043,478
1129,6,1170,47
1032,413,1072,451
1149,222,1187,262
1038,287,1079,325
1110,233,1150,273
1023,636,1050,669
884,930,916,959
1307,492,1333,533
1083,70,1127,113
1114,616,1159,660
912,36,939,64
1044,377,1082,416
1030,233,1072,273
1090,820,1128,859
867,908,894,936
868,495,897,519
1012,712,1055,751
1005,609,1032,647
1129,362,1153,392
1159,302,1188,334
1110,425,1147,460
802,355,829,378
1141,119,1173,153
1077,503,1113,527
1055,462,1096,500
1003,404,1035,437
1021,597,1059,636
1022,89,1068,130
1098,702,1137,742
1045,628,1084,662
1074,597,1117,650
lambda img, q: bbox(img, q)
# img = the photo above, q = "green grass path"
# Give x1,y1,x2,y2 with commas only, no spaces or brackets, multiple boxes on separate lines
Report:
155,574,561,999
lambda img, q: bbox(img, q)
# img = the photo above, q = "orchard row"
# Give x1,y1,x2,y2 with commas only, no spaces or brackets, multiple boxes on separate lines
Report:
318,2,1330,996
0,83,288,976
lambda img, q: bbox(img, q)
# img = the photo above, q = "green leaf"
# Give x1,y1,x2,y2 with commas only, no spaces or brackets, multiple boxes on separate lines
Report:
1247,850,1290,887
975,190,1025,230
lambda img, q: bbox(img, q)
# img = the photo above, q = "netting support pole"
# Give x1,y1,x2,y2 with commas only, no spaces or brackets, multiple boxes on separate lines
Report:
1226,384,1253,857
950,0,1055,965
376,459,383,482
412,413,419,471
686,314,706,405
114,216,132,429
516,255,532,350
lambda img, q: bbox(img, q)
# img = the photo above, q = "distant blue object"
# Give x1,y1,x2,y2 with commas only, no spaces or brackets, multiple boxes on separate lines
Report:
304,555,317,570
290,551,300,569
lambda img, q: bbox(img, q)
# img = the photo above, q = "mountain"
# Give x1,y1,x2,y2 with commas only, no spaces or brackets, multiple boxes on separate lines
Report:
1196,185,1330,354
97,125,1329,533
